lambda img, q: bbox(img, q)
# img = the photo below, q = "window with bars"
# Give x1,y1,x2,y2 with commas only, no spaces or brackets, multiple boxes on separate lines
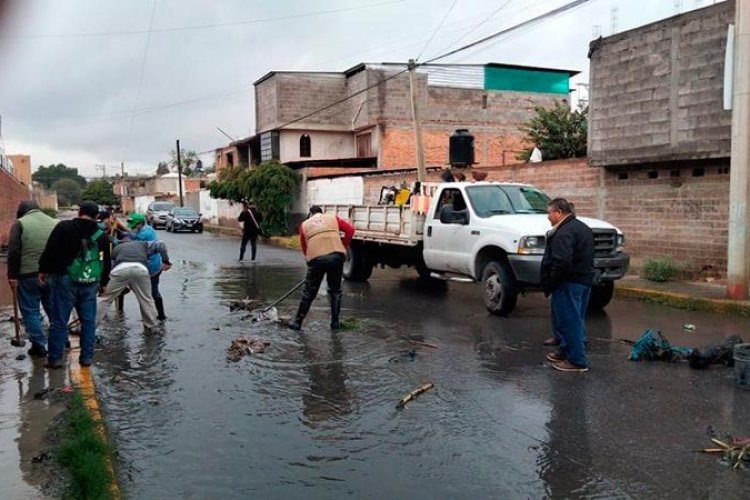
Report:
356,132,372,158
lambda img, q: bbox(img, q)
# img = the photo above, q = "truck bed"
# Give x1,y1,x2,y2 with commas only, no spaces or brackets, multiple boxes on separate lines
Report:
323,205,426,246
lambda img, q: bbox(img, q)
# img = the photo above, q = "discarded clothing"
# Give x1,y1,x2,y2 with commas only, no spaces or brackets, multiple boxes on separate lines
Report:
688,335,743,369
629,329,693,362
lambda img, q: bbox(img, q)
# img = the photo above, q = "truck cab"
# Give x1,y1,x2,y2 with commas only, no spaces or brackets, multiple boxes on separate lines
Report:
423,182,629,314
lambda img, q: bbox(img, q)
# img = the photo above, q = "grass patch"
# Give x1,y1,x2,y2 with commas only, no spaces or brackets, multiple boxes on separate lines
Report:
58,391,115,500
338,317,366,331
641,257,684,282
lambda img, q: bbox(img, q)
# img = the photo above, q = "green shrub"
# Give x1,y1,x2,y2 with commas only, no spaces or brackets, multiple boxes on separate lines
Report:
641,258,683,282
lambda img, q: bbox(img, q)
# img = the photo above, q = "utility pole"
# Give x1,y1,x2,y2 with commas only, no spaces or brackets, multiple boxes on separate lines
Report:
176,139,184,207
408,59,427,182
95,164,106,178
120,161,125,209
728,0,750,299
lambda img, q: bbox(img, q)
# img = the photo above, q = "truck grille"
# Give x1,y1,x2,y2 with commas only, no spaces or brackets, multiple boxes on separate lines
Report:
592,229,616,257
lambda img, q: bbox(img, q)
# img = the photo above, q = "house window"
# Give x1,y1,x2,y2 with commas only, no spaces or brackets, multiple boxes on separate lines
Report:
356,132,372,158
300,134,311,157
226,152,234,167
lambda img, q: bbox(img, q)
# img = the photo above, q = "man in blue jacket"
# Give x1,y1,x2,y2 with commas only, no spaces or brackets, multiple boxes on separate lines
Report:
540,198,594,373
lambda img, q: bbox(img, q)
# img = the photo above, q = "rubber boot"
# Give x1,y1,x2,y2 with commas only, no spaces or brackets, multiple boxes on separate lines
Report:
329,291,342,330
155,297,166,321
289,285,315,331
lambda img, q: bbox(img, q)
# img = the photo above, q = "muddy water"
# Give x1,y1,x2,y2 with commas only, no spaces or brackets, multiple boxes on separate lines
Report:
92,233,750,499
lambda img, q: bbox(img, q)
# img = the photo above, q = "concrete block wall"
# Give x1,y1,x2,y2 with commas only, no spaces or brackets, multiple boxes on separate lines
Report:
275,73,348,129
589,0,734,166
0,168,33,246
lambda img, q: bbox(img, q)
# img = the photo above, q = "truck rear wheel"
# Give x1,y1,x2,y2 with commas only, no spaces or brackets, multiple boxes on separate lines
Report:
481,260,518,316
588,281,614,310
343,243,372,282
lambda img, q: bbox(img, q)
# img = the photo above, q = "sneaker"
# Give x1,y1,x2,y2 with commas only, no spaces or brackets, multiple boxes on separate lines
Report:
543,337,560,346
546,352,565,363
45,358,64,369
551,360,589,373
27,343,48,358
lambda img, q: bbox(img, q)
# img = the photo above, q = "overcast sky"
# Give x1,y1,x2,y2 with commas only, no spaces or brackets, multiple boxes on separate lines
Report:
0,0,724,178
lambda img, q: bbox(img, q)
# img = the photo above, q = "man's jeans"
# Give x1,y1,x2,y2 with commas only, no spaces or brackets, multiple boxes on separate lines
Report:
18,276,53,347
47,275,98,363
551,282,591,367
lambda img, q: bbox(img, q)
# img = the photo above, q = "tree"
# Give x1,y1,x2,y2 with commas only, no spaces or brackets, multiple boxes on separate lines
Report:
169,148,198,175
81,179,119,206
32,163,87,189
156,161,170,176
52,178,83,207
209,161,299,235
517,102,588,162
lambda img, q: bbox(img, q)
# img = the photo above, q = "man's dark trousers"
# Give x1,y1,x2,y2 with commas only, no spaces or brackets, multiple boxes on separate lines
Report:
551,281,590,367
296,253,344,320
240,232,258,261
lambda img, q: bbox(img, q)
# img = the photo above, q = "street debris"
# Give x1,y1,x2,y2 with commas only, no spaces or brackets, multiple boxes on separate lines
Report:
683,324,696,331
389,350,417,363
15,354,26,361
228,299,261,312
227,336,270,362
700,436,750,470
338,317,365,331
688,335,743,370
629,329,692,362
407,335,438,349
246,306,279,323
396,381,434,409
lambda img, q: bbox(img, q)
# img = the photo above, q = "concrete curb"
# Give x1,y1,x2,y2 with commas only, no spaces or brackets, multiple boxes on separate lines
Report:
67,336,121,499
203,224,301,250
615,284,750,316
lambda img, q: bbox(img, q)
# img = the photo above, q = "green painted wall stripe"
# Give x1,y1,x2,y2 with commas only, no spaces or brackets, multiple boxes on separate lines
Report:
483,66,570,95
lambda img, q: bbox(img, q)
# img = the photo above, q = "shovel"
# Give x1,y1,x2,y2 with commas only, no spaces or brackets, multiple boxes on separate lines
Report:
9,283,26,347
248,279,306,322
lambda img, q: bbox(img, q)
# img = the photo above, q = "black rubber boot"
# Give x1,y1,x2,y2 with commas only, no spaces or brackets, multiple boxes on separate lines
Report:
288,315,304,331
289,285,316,331
329,291,342,330
155,297,166,321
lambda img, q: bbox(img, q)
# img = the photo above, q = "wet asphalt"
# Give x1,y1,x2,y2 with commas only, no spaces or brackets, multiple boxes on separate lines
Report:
4,229,750,498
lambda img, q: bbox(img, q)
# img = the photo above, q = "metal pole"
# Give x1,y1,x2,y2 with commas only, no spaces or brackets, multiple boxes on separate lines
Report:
176,139,184,207
728,0,750,299
408,59,427,182
120,161,125,210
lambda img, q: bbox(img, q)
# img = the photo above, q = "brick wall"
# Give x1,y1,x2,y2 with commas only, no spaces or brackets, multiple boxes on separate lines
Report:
359,158,730,276
7,154,31,186
0,167,33,247
589,0,733,166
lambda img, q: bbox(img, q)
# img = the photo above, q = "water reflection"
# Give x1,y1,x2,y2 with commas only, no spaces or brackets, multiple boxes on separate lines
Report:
299,331,353,425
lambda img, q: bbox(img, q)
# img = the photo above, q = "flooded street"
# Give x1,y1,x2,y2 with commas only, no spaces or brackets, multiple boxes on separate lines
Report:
8,230,746,498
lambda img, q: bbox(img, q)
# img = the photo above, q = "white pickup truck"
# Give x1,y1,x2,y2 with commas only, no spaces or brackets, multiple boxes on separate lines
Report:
324,181,630,316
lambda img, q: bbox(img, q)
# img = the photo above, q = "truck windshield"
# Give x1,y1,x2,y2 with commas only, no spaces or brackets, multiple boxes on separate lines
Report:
466,185,550,216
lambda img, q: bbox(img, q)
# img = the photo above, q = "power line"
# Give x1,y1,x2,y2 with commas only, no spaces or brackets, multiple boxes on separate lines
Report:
430,0,514,61
3,0,408,39
416,0,458,61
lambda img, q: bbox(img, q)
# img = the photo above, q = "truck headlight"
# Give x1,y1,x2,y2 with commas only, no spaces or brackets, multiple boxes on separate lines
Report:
518,235,546,255
616,234,625,253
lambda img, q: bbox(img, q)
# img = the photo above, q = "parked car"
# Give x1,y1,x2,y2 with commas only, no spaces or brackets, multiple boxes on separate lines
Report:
147,201,175,229
166,207,204,233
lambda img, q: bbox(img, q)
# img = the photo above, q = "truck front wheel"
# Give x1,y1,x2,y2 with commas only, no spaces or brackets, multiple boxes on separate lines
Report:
588,281,614,310
481,261,518,316
343,243,373,282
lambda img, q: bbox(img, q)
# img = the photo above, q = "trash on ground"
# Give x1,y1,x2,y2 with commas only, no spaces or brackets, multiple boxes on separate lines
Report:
397,381,434,409
338,317,364,331
688,335,743,369
228,299,261,312
246,306,279,323
15,353,26,361
227,336,271,362
629,329,693,362
389,350,417,363
407,335,438,349
683,323,696,331
699,436,750,470
31,452,52,463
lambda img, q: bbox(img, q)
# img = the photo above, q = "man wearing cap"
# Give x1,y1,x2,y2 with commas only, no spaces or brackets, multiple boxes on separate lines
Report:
38,201,111,368
122,213,168,320
6,201,58,357
289,206,355,331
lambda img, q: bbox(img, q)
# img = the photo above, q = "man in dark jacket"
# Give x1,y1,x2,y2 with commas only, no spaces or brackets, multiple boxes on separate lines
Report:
6,201,58,357
238,200,263,261
540,198,594,373
38,201,111,368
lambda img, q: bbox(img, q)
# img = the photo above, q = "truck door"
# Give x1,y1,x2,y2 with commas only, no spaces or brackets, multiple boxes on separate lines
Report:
423,187,473,274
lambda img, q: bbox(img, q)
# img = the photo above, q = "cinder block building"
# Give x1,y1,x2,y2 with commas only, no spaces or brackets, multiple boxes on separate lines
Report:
216,62,578,177
588,0,734,275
